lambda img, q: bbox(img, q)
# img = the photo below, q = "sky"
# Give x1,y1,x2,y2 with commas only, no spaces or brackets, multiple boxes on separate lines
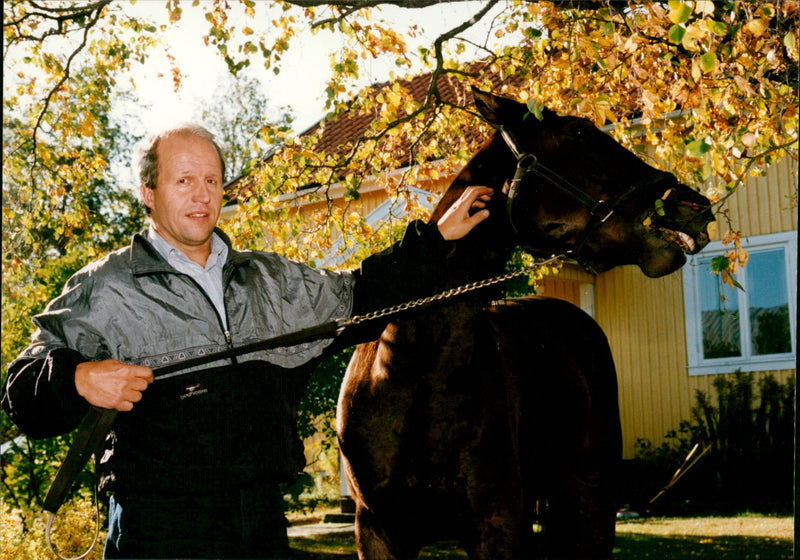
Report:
122,1,507,133
3,1,512,192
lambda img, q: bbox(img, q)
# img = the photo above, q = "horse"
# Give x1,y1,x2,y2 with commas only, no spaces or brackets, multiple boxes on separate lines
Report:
336,87,714,559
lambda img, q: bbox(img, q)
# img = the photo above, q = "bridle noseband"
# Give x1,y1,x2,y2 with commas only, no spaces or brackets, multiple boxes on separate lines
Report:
498,125,642,264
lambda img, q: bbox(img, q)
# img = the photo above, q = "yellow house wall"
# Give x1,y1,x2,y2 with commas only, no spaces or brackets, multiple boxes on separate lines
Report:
595,154,797,459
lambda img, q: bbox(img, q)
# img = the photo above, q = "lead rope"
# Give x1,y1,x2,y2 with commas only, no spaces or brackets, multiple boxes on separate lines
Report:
45,490,100,560
43,253,564,559
348,253,563,325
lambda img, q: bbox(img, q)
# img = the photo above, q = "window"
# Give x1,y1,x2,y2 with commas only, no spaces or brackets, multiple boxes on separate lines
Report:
683,230,797,375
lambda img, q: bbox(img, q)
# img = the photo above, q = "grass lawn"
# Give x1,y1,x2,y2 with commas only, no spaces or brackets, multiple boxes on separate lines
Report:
286,514,793,559
613,515,793,560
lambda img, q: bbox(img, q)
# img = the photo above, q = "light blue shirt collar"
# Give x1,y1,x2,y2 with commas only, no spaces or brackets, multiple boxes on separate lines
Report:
146,226,229,328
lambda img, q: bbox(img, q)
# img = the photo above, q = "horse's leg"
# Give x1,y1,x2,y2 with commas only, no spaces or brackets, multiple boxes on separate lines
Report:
461,412,530,559
543,463,618,559
354,505,421,560
542,356,621,559
464,510,532,560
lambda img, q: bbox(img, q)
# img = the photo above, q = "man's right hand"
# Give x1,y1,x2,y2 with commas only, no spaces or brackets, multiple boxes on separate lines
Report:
74,360,154,411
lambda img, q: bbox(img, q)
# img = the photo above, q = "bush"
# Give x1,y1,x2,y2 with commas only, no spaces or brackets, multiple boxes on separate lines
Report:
1,494,106,560
627,372,794,515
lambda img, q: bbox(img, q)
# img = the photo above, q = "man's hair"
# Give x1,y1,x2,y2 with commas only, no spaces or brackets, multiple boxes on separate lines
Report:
136,124,227,214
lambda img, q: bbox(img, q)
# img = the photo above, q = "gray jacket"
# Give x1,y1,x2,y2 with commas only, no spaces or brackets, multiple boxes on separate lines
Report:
3,223,449,493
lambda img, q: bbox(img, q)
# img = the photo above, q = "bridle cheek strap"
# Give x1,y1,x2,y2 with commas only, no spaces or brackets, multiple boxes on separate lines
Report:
497,125,644,260
505,152,538,235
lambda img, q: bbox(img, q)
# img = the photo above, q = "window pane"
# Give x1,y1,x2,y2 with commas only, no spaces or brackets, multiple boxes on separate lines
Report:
698,259,741,359
748,249,791,355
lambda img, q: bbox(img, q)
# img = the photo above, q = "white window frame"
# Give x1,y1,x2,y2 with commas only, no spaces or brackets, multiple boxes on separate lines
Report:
682,230,797,376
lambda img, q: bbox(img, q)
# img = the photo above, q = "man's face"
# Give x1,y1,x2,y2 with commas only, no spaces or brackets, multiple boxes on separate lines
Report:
141,134,223,264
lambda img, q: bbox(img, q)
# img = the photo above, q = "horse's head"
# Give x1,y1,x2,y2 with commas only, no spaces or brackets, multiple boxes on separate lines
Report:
440,88,715,278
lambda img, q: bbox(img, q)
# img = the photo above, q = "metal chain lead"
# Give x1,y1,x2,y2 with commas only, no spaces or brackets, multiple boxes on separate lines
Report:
346,254,563,327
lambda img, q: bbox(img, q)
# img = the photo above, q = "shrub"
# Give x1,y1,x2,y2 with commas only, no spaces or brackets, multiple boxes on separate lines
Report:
1,494,106,560
629,372,794,514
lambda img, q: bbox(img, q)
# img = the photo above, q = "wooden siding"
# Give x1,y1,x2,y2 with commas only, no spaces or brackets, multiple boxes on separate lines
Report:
595,154,797,458
717,153,798,236
538,276,583,305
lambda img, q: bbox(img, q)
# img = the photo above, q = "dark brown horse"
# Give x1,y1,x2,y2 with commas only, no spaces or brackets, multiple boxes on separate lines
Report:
337,88,714,559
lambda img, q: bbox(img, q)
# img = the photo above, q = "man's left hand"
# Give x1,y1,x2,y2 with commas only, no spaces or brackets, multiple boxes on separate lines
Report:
437,186,494,241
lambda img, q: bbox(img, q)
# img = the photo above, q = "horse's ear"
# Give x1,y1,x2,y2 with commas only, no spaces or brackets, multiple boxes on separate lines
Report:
471,86,526,126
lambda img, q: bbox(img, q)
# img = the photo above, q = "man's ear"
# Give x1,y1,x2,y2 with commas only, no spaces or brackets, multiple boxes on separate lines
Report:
140,184,154,212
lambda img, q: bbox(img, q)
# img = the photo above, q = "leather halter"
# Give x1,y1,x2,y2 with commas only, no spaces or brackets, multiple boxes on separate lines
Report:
498,125,644,262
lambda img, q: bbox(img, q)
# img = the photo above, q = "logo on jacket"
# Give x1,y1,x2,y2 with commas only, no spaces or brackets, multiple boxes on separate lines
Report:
180,383,208,400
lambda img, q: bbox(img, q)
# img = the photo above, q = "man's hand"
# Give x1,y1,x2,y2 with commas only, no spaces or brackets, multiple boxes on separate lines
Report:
436,186,494,241
75,360,154,411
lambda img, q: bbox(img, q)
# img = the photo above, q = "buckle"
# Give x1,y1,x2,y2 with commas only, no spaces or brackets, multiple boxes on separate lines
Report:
592,200,614,222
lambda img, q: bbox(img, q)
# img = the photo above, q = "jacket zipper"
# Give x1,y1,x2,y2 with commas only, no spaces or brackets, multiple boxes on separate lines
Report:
175,273,236,359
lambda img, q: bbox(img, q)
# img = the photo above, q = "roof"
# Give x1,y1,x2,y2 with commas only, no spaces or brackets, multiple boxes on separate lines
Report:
304,71,484,159
225,61,506,203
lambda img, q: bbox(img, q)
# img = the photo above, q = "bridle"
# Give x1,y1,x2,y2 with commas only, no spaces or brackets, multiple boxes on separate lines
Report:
498,125,646,264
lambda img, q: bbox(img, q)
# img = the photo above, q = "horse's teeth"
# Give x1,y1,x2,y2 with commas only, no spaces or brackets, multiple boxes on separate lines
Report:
678,231,695,252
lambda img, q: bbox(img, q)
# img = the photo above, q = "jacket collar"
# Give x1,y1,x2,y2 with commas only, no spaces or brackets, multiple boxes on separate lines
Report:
130,227,251,275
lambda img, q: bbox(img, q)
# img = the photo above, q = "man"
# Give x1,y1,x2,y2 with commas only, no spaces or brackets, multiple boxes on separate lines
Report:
2,124,492,558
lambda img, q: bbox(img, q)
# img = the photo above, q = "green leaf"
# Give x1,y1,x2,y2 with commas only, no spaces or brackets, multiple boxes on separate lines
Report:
705,20,728,36
710,255,729,273
700,51,717,72
525,27,542,40
526,99,544,121
668,1,693,25
687,137,711,157
669,24,686,44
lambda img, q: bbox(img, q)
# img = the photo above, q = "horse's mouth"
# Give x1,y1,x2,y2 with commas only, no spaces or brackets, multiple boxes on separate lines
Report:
659,228,696,253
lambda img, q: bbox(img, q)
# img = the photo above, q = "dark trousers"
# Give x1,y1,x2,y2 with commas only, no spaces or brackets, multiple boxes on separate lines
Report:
103,484,289,559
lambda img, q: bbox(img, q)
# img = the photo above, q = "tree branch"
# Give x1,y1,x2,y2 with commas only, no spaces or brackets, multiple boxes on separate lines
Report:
29,2,109,187
426,0,498,106
714,137,800,209
4,0,113,42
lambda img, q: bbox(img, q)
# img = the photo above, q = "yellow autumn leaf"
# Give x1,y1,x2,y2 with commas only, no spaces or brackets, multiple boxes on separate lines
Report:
737,248,749,267
744,18,770,38
691,58,702,81
706,221,718,241
79,115,96,137
784,31,798,58
694,0,715,16
681,22,706,51
243,26,254,36
741,132,757,147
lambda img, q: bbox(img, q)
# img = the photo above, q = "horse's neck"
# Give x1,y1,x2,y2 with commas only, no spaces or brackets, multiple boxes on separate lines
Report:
387,300,487,380
446,224,513,287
